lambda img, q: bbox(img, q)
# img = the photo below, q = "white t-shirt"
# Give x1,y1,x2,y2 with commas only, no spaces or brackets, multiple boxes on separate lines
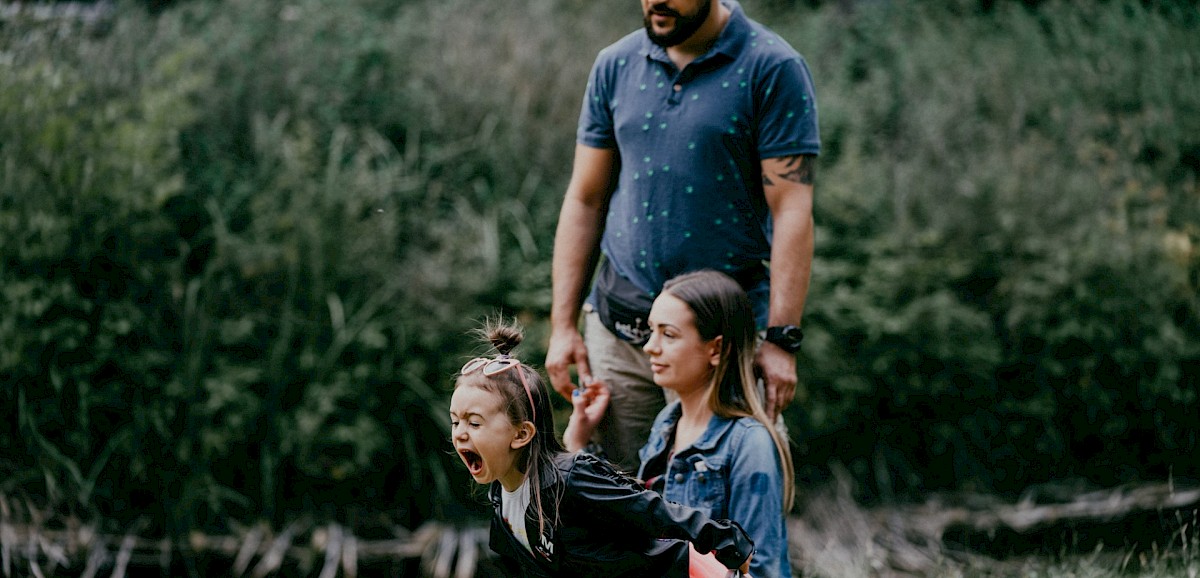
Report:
501,478,533,554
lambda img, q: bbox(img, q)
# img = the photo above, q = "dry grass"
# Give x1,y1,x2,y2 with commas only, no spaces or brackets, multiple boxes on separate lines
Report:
787,475,1200,578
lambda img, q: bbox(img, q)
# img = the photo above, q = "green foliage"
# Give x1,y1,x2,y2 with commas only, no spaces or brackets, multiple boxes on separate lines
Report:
0,0,632,536
0,0,1197,542
1,7,204,521
788,0,1200,497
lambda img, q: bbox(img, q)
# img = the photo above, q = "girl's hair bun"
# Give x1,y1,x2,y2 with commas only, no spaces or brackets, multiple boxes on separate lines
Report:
479,316,524,356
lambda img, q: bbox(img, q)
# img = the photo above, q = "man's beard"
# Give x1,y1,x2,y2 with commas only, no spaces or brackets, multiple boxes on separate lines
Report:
643,0,713,48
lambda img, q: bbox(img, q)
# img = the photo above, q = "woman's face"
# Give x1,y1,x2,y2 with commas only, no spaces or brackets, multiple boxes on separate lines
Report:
643,292,721,395
449,385,528,491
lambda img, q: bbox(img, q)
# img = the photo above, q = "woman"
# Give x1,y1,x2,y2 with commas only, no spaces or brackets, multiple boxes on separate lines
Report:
566,270,795,578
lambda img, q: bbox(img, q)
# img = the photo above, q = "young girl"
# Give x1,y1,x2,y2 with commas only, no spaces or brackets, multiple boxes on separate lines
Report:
566,270,795,578
449,318,754,578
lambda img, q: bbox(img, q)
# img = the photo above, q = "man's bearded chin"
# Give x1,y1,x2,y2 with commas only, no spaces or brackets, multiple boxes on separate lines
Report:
644,0,713,48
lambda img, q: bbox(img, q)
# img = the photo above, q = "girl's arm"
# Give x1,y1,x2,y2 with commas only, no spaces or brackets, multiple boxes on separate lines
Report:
563,380,610,452
566,453,754,570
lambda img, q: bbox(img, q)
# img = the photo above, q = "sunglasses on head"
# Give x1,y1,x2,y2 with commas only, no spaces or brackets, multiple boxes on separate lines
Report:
461,355,537,423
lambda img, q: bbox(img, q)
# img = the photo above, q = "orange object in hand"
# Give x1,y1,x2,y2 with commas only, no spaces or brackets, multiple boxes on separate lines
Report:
688,542,743,578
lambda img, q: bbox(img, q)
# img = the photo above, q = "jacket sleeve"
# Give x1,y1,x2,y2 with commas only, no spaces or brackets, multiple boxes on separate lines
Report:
727,422,790,578
566,453,754,569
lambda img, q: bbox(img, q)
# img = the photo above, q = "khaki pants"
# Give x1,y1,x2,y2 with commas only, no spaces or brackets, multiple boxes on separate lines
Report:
583,307,666,474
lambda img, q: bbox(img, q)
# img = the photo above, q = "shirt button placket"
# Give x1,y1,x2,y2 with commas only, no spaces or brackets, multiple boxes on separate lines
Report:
667,71,685,105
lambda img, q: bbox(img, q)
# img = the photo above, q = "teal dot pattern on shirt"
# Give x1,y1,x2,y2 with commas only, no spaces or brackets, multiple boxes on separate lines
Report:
576,6,819,309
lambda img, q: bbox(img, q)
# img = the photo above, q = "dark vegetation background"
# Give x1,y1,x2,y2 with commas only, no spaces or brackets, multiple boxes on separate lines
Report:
2,0,1198,551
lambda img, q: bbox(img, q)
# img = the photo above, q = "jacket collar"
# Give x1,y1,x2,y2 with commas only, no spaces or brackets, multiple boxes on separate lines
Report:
645,401,739,460
487,453,572,506
488,466,560,567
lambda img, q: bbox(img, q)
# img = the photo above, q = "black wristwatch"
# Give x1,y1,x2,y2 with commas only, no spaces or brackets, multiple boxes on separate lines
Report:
765,325,804,353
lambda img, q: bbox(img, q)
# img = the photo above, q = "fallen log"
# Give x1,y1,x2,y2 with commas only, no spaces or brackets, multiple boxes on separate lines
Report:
789,478,1200,578
0,518,488,578
900,481,1200,538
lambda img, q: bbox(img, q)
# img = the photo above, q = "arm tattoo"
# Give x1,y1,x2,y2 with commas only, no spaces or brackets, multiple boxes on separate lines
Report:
763,154,816,186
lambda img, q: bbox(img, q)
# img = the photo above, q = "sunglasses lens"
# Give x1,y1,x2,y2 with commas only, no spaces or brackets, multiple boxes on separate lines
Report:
484,359,516,375
461,358,488,374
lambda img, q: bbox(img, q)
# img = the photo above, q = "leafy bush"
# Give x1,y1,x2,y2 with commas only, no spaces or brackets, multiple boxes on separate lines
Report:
789,0,1200,498
1,0,1197,544
0,0,632,536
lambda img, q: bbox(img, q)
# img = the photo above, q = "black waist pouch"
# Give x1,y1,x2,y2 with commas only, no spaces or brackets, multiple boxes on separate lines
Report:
594,260,654,346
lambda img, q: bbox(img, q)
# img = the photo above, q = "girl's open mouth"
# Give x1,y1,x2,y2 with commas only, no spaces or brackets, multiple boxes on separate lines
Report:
459,449,484,475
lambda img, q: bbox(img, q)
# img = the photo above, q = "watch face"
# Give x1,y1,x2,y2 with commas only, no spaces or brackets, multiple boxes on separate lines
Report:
768,326,803,352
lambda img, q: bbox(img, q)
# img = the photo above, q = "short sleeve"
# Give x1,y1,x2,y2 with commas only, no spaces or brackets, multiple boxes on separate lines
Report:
755,55,820,159
577,53,618,150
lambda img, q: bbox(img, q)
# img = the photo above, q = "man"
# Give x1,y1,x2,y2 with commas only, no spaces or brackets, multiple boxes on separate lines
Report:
546,0,819,473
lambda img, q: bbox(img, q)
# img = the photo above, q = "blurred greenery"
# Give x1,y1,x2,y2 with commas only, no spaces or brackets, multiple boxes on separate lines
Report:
1,0,1197,546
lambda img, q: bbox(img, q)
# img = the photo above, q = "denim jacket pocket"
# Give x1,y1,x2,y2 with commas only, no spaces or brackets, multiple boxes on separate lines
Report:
679,455,728,519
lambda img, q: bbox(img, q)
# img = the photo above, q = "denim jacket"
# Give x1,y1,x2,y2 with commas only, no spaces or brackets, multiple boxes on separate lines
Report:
638,402,792,578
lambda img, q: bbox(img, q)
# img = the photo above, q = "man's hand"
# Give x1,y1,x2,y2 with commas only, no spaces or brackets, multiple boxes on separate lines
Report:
563,379,610,451
754,341,797,420
545,328,592,399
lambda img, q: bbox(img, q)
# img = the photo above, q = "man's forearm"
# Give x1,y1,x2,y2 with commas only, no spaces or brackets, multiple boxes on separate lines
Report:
551,145,618,333
550,197,604,332
767,208,813,327
761,154,816,327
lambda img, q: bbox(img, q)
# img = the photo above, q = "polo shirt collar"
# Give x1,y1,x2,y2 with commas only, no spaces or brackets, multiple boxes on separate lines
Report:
639,0,750,67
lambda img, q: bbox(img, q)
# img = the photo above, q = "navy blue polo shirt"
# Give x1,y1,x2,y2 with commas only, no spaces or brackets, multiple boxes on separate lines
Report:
578,0,820,326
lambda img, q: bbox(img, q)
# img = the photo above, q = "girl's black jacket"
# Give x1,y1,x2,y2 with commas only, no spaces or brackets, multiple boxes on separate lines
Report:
487,451,754,578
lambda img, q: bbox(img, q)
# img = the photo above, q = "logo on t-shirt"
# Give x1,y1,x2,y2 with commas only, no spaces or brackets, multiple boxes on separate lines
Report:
536,532,554,558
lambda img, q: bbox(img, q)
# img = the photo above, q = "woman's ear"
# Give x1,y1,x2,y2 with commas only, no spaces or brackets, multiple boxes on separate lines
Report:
707,335,723,367
511,421,536,450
